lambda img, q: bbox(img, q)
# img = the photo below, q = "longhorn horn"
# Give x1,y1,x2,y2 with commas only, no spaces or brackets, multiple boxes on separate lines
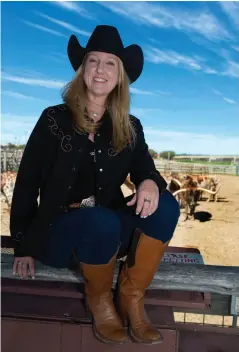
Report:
197,183,222,195
173,186,201,196
171,178,182,187
173,188,190,196
197,187,216,194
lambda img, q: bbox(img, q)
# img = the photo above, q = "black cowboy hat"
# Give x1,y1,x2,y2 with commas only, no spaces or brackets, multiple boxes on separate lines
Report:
67,25,144,84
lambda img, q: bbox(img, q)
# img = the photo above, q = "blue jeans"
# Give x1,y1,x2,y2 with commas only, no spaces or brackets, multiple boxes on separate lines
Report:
38,189,180,267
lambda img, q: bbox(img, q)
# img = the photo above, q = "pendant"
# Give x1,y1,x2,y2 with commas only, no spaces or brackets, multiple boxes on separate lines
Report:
92,112,98,117
90,150,96,162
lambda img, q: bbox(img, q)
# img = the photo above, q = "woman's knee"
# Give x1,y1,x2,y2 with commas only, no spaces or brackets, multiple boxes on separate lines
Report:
139,189,180,242
157,189,180,220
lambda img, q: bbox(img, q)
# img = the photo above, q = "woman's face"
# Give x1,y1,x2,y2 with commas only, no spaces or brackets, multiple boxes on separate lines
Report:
83,51,119,99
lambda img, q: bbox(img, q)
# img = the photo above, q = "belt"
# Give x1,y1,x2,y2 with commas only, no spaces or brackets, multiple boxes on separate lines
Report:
68,195,96,209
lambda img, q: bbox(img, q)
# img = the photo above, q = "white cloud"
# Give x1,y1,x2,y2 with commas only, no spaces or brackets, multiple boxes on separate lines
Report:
212,89,237,105
130,87,172,96
2,90,50,102
232,46,239,53
130,87,155,95
52,1,95,20
212,89,221,96
130,108,162,119
220,2,239,29
156,90,172,96
146,46,238,79
2,73,65,89
223,60,239,79
145,46,202,72
223,97,237,105
36,12,90,37
100,2,231,41
22,20,67,38
203,67,220,75
46,52,68,63
143,127,239,154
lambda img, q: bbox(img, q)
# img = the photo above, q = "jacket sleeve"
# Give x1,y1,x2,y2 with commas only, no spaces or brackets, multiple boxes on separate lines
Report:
129,118,167,192
10,107,50,257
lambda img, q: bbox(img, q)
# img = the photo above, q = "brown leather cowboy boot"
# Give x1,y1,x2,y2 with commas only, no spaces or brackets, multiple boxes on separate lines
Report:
118,231,170,344
80,253,129,344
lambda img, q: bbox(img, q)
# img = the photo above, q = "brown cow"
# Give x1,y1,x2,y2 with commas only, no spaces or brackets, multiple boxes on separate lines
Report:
167,173,222,220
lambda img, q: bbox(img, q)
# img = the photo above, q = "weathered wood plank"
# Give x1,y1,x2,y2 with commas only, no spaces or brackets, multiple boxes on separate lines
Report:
2,253,239,295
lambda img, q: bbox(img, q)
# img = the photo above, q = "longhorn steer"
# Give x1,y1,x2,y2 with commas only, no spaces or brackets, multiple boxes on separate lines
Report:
173,184,222,220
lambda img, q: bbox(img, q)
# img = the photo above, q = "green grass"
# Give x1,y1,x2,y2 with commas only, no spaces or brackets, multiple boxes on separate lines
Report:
175,159,233,166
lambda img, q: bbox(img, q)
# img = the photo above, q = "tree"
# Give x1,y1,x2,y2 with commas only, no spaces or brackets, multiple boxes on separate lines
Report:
148,149,158,159
160,150,175,160
7,143,16,149
16,144,26,149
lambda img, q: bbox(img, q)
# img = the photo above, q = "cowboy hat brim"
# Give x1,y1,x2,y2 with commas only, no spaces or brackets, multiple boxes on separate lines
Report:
67,34,144,84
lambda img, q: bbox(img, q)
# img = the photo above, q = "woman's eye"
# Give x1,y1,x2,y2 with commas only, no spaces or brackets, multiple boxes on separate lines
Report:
88,58,97,63
107,61,115,66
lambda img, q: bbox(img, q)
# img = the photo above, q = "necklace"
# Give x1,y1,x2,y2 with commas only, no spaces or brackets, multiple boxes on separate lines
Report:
87,98,106,109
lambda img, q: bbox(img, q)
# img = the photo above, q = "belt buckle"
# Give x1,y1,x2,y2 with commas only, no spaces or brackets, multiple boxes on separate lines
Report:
80,195,95,208
68,196,96,209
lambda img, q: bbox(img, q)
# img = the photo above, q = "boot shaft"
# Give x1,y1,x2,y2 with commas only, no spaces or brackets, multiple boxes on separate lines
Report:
120,232,170,290
80,254,116,296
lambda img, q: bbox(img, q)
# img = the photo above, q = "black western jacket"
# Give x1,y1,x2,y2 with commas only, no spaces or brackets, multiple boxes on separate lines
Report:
10,104,167,257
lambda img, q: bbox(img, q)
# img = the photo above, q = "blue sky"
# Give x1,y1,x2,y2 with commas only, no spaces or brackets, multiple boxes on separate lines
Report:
1,1,239,154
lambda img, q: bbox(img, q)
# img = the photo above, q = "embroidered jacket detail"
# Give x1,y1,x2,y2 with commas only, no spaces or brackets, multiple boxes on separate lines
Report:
47,106,72,152
14,231,23,242
108,148,118,157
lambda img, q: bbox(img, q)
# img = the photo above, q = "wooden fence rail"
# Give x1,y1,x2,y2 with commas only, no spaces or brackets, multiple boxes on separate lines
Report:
2,253,239,295
1,149,239,175
155,161,239,176
1,150,23,172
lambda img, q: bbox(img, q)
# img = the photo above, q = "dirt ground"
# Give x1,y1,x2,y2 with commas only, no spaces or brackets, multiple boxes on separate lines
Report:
1,174,239,266
168,174,239,267
122,174,239,266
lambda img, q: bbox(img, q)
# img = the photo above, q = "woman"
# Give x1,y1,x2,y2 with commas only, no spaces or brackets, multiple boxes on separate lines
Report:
10,25,180,345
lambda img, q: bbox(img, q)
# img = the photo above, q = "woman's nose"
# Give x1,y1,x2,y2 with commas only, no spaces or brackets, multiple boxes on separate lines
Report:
96,61,104,73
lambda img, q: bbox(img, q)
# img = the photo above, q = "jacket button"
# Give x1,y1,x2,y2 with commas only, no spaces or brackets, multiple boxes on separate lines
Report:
97,133,100,136
99,168,103,172
98,150,102,153
49,223,52,227
72,167,76,171
68,186,72,189
98,187,102,190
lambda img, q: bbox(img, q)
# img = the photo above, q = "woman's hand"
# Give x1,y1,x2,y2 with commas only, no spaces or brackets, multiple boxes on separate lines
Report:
127,179,159,218
13,256,35,279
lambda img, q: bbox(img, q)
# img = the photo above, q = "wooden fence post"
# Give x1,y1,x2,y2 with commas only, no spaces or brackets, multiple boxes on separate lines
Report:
3,152,7,172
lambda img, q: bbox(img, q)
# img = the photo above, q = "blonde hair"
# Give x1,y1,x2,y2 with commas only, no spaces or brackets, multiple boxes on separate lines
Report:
62,55,136,153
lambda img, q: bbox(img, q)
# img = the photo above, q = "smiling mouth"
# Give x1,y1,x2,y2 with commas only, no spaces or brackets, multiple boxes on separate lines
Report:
93,77,107,83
